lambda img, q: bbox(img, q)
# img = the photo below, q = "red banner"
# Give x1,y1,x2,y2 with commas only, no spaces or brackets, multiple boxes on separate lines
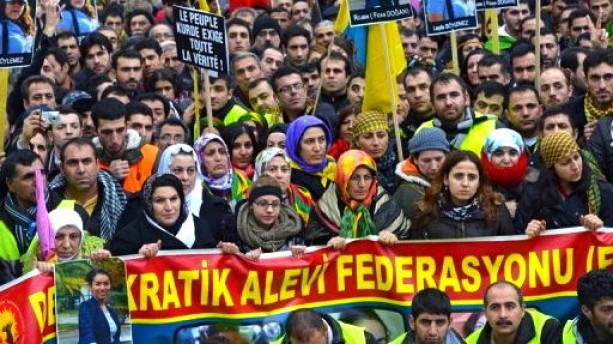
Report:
1,229,612,343
0,271,55,343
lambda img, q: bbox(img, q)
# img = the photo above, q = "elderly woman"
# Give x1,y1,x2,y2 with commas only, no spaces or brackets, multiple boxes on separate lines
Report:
305,150,410,248
353,110,399,195
516,131,613,235
412,150,517,239
254,147,315,224
157,144,232,232
218,176,303,260
481,128,530,218
194,133,251,209
286,116,336,201
157,144,204,216
35,208,110,273
109,174,218,256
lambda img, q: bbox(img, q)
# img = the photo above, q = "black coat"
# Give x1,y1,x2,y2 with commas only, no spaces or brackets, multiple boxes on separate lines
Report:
588,115,613,182
411,204,517,239
108,213,218,256
514,178,613,231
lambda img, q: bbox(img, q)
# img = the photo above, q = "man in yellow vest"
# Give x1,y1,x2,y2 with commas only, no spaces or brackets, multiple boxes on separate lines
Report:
563,269,613,343
390,288,465,344
416,73,502,156
466,281,562,344
272,308,376,344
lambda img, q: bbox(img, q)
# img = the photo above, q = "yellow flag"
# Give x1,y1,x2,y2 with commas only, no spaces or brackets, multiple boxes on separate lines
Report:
361,23,407,114
334,0,350,33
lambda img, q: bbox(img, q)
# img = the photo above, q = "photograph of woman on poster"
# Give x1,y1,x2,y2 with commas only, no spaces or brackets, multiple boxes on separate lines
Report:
78,268,121,344
0,0,34,54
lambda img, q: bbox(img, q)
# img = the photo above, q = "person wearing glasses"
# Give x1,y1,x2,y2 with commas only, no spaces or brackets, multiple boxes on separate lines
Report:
217,176,303,261
305,149,410,249
254,147,315,225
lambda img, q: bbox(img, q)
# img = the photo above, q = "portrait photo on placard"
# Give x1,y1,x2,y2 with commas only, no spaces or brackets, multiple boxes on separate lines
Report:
424,0,478,35
55,258,133,344
347,0,414,26
0,0,36,67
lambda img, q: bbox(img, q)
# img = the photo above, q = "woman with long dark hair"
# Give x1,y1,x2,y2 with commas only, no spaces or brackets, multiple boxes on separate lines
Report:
78,268,120,344
412,150,517,239
515,131,613,235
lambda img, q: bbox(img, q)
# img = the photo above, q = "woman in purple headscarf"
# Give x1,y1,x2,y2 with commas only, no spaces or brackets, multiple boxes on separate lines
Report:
286,116,336,201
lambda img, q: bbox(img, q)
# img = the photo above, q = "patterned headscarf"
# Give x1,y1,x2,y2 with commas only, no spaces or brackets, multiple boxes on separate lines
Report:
540,131,579,168
194,133,233,193
286,116,333,173
336,150,378,239
254,147,290,181
482,128,525,161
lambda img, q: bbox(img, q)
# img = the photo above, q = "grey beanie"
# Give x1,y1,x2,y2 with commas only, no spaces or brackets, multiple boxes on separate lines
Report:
408,127,450,155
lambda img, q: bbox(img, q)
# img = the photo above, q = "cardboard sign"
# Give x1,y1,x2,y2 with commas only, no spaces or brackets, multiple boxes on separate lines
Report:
173,6,228,76
424,0,479,35
347,0,414,26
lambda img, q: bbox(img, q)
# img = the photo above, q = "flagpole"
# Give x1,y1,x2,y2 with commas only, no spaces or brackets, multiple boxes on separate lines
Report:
379,24,404,161
450,31,460,76
203,69,214,132
534,0,542,90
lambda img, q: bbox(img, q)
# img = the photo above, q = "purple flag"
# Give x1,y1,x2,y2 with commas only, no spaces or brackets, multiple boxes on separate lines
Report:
35,169,54,260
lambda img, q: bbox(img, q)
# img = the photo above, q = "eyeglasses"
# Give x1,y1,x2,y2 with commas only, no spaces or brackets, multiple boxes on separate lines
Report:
160,134,185,143
254,200,281,209
278,82,304,94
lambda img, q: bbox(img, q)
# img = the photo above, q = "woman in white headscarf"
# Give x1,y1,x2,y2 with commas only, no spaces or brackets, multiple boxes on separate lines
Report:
157,144,204,216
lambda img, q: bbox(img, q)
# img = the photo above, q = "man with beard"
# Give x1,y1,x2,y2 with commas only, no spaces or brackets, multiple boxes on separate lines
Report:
574,49,613,145
74,33,113,86
563,269,613,343
486,0,530,52
539,67,573,108
505,85,542,153
92,98,159,194
416,73,500,156
399,67,436,151
561,48,589,97
390,288,464,344
49,138,127,243
466,281,562,343
0,150,88,277
111,49,144,96
248,78,282,126
533,28,560,69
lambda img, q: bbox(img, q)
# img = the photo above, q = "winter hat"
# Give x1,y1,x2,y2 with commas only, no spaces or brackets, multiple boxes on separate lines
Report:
352,111,389,141
540,131,579,168
483,128,525,160
408,127,450,156
252,15,281,40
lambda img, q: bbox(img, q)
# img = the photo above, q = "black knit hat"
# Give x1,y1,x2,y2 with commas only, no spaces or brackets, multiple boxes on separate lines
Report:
252,15,281,39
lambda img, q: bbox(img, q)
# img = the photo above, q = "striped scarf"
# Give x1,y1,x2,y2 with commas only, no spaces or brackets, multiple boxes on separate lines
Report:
4,194,41,254
287,184,315,225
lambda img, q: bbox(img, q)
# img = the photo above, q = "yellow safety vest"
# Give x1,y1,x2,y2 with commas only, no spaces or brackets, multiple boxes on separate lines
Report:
417,114,498,156
466,309,553,344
